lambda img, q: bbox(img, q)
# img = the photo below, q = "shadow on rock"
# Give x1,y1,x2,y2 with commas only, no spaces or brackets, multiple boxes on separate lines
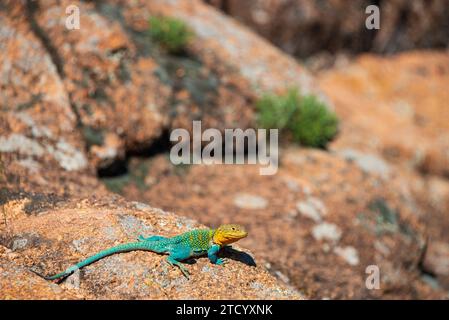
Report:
221,246,257,267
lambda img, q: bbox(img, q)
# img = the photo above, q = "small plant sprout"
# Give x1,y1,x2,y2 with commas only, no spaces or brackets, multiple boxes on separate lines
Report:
149,16,194,54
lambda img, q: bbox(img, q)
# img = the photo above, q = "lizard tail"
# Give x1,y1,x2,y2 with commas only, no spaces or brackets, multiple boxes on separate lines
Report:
30,268,69,281
37,241,163,281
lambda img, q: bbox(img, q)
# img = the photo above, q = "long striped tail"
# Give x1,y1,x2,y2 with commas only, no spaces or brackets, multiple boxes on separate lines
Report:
35,241,163,281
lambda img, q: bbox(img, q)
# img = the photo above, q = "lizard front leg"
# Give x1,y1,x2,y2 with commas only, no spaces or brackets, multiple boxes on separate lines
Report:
207,244,226,265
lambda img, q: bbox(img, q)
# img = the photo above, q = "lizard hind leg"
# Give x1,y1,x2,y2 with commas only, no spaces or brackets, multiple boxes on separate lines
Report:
166,247,192,279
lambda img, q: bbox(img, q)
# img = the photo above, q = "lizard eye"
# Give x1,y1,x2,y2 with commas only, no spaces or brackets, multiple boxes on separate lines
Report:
231,227,235,230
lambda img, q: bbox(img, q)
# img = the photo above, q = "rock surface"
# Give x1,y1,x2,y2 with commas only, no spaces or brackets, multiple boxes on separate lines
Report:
318,52,449,294
1,0,449,300
320,51,449,178
422,241,449,290
0,5,101,197
0,257,77,300
0,195,300,299
31,0,171,167
139,0,324,98
0,0,318,299
116,150,445,299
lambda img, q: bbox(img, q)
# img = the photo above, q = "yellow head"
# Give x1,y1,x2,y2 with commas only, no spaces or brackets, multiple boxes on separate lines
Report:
213,224,248,246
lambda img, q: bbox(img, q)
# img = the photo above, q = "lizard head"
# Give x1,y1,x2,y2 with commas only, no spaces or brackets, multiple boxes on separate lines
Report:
213,224,248,246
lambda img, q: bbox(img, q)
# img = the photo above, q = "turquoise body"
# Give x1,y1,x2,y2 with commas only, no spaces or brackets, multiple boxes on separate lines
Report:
40,228,224,280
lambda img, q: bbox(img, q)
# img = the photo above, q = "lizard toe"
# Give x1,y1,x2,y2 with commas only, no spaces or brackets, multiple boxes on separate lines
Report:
216,258,227,265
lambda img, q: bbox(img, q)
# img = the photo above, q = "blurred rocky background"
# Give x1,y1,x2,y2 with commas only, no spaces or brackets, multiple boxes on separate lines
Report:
1,0,448,299
206,0,449,62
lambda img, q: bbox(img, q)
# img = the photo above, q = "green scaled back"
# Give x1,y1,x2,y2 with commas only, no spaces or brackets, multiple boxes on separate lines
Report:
179,229,215,251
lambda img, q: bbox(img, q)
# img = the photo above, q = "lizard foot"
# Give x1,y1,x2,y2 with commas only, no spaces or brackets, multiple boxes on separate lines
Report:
166,257,190,279
178,265,190,279
215,258,228,265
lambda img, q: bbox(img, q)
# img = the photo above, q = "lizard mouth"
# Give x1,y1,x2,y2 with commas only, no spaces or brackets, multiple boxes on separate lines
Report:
234,230,248,239
219,231,247,244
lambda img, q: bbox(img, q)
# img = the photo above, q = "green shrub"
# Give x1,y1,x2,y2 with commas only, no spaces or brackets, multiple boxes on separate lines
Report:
149,16,193,54
291,94,339,148
256,89,338,148
101,175,130,194
256,89,299,132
